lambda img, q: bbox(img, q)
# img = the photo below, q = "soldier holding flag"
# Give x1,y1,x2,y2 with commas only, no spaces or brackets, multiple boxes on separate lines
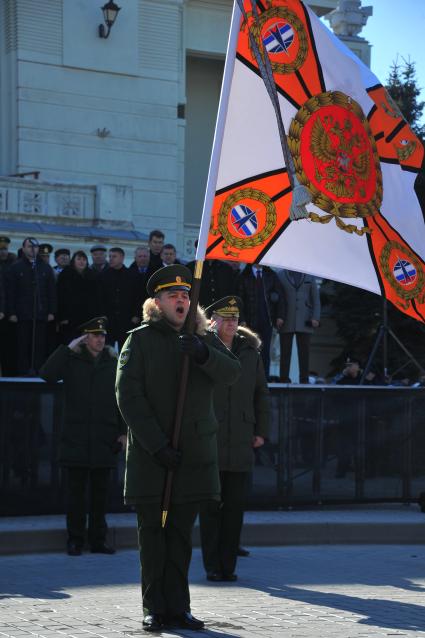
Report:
115,265,240,632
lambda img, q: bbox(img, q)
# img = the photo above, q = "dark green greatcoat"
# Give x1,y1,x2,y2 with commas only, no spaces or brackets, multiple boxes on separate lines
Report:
115,303,241,505
40,344,126,468
214,326,270,471
199,326,270,577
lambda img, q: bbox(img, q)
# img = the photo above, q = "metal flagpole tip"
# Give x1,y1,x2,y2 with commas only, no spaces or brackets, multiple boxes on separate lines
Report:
161,510,168,528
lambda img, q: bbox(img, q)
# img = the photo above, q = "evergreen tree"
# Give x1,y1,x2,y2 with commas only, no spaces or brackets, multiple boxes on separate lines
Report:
386,58,425,139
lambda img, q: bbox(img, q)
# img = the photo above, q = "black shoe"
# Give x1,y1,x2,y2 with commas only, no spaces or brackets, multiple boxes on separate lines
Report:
167,612,204,630
222,573,238,582
67,542,82,556
90,542,115,554
206,571,223,582
237,546,250,557
142,614,164,632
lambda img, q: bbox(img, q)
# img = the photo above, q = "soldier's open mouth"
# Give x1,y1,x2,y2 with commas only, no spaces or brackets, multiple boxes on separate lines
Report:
176,306,184,315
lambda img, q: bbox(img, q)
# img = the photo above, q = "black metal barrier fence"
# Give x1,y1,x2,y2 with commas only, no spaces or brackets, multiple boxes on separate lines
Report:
1,380,425,516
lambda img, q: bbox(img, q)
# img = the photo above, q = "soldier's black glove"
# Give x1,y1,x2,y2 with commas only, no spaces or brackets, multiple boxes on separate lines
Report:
154,445,182,470
179,334,208,364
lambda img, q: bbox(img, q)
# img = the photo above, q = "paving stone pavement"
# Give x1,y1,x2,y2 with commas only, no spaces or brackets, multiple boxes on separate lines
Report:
1,545,425,638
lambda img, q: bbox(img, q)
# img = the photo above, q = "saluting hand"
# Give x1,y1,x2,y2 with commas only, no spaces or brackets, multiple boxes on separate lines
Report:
68,334,88,351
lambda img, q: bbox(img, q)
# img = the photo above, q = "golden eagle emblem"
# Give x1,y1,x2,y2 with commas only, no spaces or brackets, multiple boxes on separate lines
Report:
288,91,383,235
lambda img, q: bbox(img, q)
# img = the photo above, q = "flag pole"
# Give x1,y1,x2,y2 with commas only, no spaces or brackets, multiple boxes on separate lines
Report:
161,3,241,527
161,261,203,527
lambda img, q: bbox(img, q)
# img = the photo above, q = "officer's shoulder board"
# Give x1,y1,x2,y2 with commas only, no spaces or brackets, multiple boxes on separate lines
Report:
127,323,149,335
119,324,149,368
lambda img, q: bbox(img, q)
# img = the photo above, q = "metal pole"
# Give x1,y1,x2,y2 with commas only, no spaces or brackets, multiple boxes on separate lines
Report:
161,260,204,527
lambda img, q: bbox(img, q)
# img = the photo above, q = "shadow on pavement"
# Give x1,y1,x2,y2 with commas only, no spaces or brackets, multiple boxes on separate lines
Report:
262,584,425,632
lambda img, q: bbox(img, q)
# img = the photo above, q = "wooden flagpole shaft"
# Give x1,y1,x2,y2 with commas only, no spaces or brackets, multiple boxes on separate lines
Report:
161,259,204,527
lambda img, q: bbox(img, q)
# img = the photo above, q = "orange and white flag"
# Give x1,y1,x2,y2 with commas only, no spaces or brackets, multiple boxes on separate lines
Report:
196,0,425,322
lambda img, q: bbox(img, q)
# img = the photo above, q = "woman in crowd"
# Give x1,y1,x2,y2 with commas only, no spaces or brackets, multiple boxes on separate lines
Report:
57,251,100,343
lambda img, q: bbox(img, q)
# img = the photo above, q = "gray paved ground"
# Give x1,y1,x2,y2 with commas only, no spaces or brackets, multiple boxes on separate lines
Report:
1,545,425,638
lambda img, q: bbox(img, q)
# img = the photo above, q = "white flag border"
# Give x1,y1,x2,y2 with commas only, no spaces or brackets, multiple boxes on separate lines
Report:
196,1,241,262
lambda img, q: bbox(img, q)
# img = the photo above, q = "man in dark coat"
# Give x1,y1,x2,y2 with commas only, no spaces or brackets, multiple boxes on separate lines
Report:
0,269,5,321
7,237,56,375
277,269,321,384
99,247,141,350
199,296,270,582
89,244,109,274
0,236,17,375
116,265,240,632
237,264,285,377
40,317,127,555
148,229,165,271
129,246,154,309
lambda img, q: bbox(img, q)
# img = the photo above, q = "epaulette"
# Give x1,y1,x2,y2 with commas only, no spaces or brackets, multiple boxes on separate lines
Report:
127,323,150,335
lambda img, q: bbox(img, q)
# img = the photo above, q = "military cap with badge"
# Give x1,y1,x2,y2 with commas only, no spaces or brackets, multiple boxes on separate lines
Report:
39,243,53,256
205,296,243,319
78,316,108,335
146,264,192,297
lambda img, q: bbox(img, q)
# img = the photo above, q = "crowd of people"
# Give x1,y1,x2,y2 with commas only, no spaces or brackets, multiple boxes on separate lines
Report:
0,231,323,380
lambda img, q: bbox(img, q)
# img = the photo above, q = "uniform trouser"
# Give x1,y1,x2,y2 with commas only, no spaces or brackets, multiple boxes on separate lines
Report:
258,325,272,378
0,318,17,376
199,472,248,576
17,320,47,375
135,502,199,616
65,467,111,547
279,332,311,383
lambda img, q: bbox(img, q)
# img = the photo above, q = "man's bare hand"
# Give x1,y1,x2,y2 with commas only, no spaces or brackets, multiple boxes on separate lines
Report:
311,319,319,328
9,315,17,323
47,314,55,322
252,436,264,448
117,434,127,450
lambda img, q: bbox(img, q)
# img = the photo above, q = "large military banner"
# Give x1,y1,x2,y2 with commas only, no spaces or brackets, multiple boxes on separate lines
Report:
196,0,425,322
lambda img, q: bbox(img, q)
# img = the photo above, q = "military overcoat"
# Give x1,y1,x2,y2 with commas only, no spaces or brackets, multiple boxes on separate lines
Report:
214,327,270,472
40,344,126,467
115,300,241,505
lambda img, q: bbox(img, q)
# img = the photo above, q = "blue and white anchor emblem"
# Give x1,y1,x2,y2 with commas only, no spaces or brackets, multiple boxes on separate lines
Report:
231,205,259,238
393,257,417,286
263,20,295,55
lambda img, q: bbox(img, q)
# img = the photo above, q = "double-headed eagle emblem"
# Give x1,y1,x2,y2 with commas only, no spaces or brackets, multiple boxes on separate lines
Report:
289,91,383,234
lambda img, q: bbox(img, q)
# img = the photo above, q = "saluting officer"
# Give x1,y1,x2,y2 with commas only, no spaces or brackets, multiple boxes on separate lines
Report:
116,265,240,632
199,296,270,582
40,317,127,556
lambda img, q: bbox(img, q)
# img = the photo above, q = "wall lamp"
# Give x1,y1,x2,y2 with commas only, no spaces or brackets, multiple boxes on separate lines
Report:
98,1,121,39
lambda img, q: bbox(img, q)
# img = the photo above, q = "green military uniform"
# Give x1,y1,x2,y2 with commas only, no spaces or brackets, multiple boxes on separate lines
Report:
115,266,240,623
199,297,270,580
40,317,126,553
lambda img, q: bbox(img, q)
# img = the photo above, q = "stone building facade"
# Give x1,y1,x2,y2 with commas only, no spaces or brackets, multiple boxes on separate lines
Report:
0,0,373,262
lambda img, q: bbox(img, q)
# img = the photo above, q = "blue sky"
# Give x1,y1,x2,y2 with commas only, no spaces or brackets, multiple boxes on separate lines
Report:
361,0,425,124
